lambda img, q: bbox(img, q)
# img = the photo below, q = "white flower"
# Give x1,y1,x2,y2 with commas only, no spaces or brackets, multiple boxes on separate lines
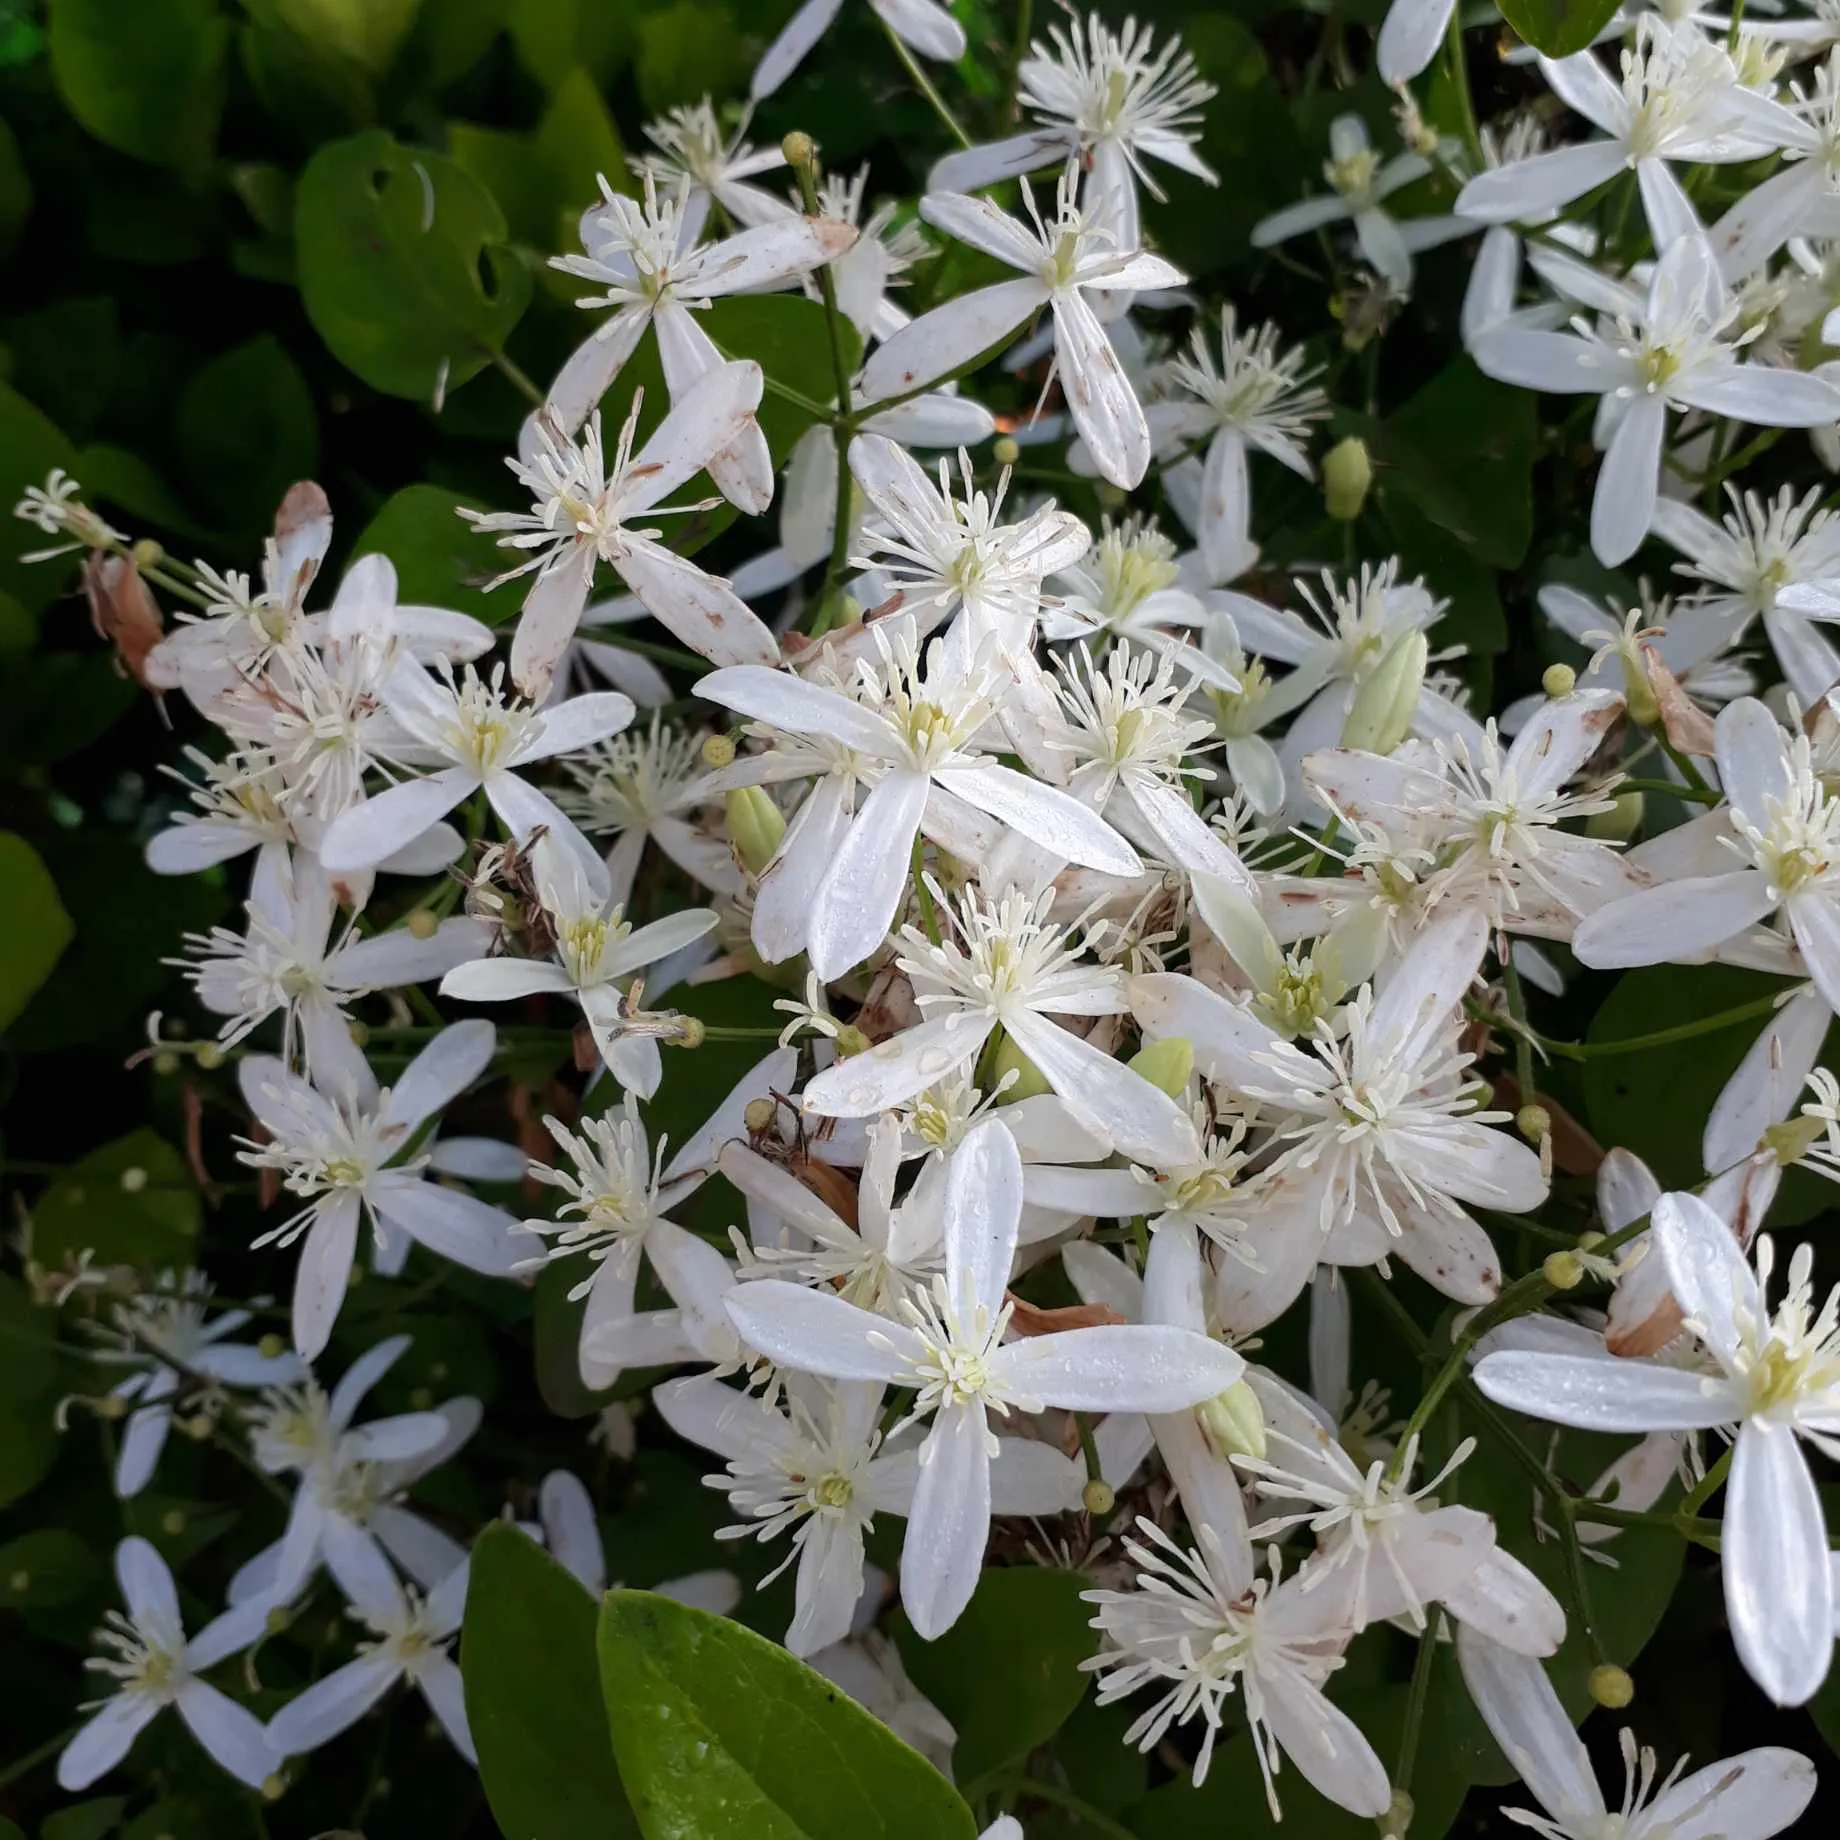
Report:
1472,232,1840,564
440,833,721,1097
1378,0,1460,84
1456,18,1800,247
318,658,633,887
633,100,791,237
59,1539,277,1793
467,361,777,697
813,166,932,345
803,881,1200,1166
1252,114,1456,295
90,1271,302,1498
751,0,966,102
1475,1189,1840,1704
544,174,856,514
1575,697,1840,1009
725,1119,1243,1637
236,1021,523,1359
930,15,1218,248
696,632,1141,979
1712,52,1840,278
1457,1625,1816,1840
268,1547,474,1763
858,176,1186,487
1083,1517,1389,1815
1145,312,1327,583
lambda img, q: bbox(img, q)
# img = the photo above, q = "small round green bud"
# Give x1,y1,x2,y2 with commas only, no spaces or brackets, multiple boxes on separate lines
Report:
1586,789,1645,843
781,131,816,169
405,908,440,940
9,1569,29,1593
160,1509,186,1536
1096,482,1128,510
1588,1663,1635,1709
833,1024,872,1058
119,1165,148,1195
1198,1379,1267,1463
1576,1230,1604,1253
1127,1036,1194,1099
178,1413,214,1441
97,1392,128,1421
1081,1478,1116,1516
266,1604,292,1634
701,733,738,769
675,1015,707,1049
1379,1788,1416,1840
153,1050,182,1077
131,538,166,570
1541,662,1577,699
1543,1250,1584,1290
1323,436,1373,521
258,1332,286,1359
992,435,1021,466
744,1096,779,1135
1622,653,1661,728
1516,1104,1551,1142
261,1773,287,1802
410,1387,434,1410
726,785,788,876
193,1041,226,1071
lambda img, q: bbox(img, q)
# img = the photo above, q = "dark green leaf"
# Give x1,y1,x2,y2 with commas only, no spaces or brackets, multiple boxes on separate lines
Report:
0,1273,59,1509
294,129,533,400
533,68,628,237
0,833,72,1032
350,482,511,622
42,1800,127,1840
0,114,29,262
47,0,227,172
30,1129,202,1269
0,380,77,613
893,1567,1096,1783
636,3,751,114
1498,0,1623,58
0,1529,100,1608
464,1522,639,1840
174,336,320,534
598,1588,978,1840
507,0,635,90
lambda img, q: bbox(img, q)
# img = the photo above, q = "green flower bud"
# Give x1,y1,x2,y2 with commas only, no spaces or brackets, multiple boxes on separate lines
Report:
1516,1104,1551,1143
119,1166,148,1194
1586,790,1645,842
1323,436,1373,521
1379,1788,1416,1840
701,733,737,769
1622,652,1661,728
405,908,440,940
1588,1663,1635,1709
782,131,816,170
674,1015,707,1049
726,786,788,875
744,1097,779,1135
992,435,1021,466
1543,1250,1584,1290
1764,1113,1828,1166
193,1041,226,1071
131,537,165,570
1541,663,1577,698
1081,1477,1116,1516
1198,1378,1266,1463
1127,1035,1194,1099
988,1030,1052,1102
1340,629,1427,755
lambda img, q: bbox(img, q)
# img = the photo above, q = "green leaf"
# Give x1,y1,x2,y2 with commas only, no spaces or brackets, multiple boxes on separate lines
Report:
0,833,72,1032
30,1129,202,1269
534,68,628,233
267,0,423,75
0,1273,59,1509
464,1523,639,1840
42,1800,127,1840
507,0,635,89
294,129,533,400
47,0,227,172
0,1529,100,1608
893,1567,1097,1783
598,1589,978,1840
1373,359,1535,571
0,114,32,261
174,336,320,535
635,3,751,114
450,123,559,248
349,482,511,622
1497,0,1623,57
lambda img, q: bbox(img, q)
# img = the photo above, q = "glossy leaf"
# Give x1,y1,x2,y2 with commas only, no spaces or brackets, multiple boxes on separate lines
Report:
173,336,319,534
30,1129,201,1269
1498,0,1623,57
349,483,510,622
47,0,226,172
0,832,72,1031
598,1588,978,1840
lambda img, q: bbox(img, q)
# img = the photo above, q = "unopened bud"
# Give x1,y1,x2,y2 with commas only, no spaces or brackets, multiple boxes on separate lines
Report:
1081,1477,1116,1515
1340,629,1426,755
726,786,787,875
160,1509,186,1536
193,1041,225,1070
119,1165,148,1194
9,1569,29,1593
1764,1113,1828,1166
1543,1250,1584,1290
1199,1378,1267,1463
781,130,816,170
261,1773,287,1802
833,1024,871,1058
743,1097,779,1135
346,1021,369,1050
1586,790,1645,843
97,1393,128,1421
258,1332,285,1359
988,1030,1052,1102
131,538,165,570
1516,1104,1550,1143
1323,436,1372,521
1127,1036,1193,1099
1379,1788,1416,1840
410,1387,434,1410
178,1412,213,1440
1541,662,1576,699
153,1050,181,1077
1588,1663,1635,1709
405,908,440,940
674,1015,706,1049
992,435,1021,466
265,1604,292,1634
1622,653,1661,728
701,733,737,769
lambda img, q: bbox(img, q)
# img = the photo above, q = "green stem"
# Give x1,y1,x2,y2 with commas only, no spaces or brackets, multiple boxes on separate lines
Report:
974,1773,1139,1840
1502,952,1538,1114
1444,6,1484,172
1614,776,1722,805
1681,1443,1732,1514
1075,1411,1102,1483
1394,1606,1444,1800
1004,0,1035,128
0,1725,82,1792
587,631,711,672
486,346,546,408
880,19,975,148
1660,739,1716,798
913,840,942,946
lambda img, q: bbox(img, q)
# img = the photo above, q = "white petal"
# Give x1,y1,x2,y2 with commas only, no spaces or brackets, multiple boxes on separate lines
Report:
319,769,473,874
900,1404,992,1640
943,1119,1024,1319
696,665,895,754
1654,1189,1757,1369
267,1653,401,1757
615,538,779,668
511,549,597,701
992,1323,1241,1412
872,0,965,60
1004,1008,1199,1166
1456,141,1625,224
621,359,766,516
176,1681,278,1787
292,1191,361,1360
1258,1668,1391,1817
58,1696,164,1791
933,761,1140,874
723,1280,920,1379
859,279,1046,405
1053,289,1150,488
1378,0,1456,84
1455,1626,1602,1826
372,1177,523,1277
1592,392,1668,566
918,190,1041,271
801,1013,991,1117
1572,871,1779,967
1441,1548,1566,1656
1676,363,1840,429
1650,1745,1818,1840
1471,1350,1738,1432
117,1536,181,1632
1725,1420,1834,1705
1706,988,1831,1173
750,0,843,98
382,1019,496,1134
